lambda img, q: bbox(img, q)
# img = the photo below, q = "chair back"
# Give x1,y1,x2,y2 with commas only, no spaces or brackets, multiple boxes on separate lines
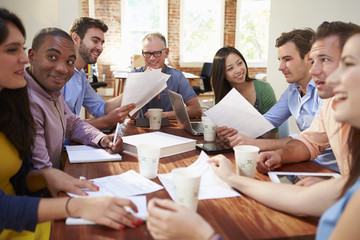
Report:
200,62,212,92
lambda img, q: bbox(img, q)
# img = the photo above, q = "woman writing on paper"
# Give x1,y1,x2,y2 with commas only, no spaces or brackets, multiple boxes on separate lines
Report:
146,30,360,239
0,8,141,239
211,47,278,139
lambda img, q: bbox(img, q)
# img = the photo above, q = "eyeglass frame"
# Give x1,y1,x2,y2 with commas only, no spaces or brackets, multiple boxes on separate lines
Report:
142,48,167,58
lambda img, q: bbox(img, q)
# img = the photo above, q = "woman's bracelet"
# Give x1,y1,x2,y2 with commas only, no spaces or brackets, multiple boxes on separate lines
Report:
65,197,74,217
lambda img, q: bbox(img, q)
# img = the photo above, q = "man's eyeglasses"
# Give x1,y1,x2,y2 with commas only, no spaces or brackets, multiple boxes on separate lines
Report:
142,48,166,58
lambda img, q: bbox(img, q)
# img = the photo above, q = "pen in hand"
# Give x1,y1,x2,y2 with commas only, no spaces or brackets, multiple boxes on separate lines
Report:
113,122,123,145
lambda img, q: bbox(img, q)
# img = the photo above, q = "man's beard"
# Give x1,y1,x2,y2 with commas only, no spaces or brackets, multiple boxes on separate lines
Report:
79,41,97,64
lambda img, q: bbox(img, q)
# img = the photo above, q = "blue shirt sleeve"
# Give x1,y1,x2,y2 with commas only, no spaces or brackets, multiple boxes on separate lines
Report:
263,85,292,128
82,79,106,118
62,69,105,118
0,190,40,232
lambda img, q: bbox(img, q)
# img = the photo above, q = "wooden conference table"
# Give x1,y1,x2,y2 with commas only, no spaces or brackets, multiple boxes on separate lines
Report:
50,120,332,240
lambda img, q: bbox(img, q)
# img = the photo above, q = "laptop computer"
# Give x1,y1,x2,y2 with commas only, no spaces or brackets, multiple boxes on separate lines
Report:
167,90,204,135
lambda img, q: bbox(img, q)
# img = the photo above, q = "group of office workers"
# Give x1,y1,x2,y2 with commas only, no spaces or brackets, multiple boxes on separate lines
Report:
1,6,360,239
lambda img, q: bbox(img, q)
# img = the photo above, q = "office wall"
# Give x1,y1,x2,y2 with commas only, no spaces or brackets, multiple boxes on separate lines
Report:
0,0,81,49
267,0,360,133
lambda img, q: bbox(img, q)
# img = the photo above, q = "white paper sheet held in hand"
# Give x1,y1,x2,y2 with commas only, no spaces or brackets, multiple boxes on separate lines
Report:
204,88,274,138
158,151,240,200
121,69,170,116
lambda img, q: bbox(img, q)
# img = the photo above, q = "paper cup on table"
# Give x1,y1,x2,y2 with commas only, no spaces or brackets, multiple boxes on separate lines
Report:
148,108,163,130
171,167,201,211
137,144,161,179
202,116,216,142
234,145,260,178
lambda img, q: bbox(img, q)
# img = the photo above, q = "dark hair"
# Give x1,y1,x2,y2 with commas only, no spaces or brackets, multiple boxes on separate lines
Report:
70,17,108,39
312,21,360,51
0,8,25,44
32,27,73,51
342,127,360,196
0,8,34,159
211,47,252,104
275,28,315,59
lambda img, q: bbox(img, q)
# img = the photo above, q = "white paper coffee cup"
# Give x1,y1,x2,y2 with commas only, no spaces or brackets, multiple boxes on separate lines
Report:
233,145,260,178
171,167,201,211
202,116,216,142
137,144,161,179
148,108,163,130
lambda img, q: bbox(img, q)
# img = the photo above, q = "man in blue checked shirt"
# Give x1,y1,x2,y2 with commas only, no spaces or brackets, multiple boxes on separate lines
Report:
62,17,135,130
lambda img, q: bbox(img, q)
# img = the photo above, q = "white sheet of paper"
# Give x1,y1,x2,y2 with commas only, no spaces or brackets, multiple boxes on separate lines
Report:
67,170,163,198
121,69,170,116
204,88,274,138
65,195,147,225
158,151,240,200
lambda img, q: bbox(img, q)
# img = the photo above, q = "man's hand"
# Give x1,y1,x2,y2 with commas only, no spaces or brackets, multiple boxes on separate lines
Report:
216,126,238,142
106,103,136,125
227,133,255,147
256,151,281,173
100,134,124,153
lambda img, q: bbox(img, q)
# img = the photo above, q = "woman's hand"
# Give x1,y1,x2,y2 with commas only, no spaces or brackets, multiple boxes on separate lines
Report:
208,154,236,183
27,168,98,197
70,197,141,230
147,198,214,239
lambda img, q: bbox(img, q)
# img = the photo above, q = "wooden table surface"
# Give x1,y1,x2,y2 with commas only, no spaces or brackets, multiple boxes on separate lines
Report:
50,120,331,240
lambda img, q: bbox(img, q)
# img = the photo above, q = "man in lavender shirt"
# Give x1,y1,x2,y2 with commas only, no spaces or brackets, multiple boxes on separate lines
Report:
26,28,123,169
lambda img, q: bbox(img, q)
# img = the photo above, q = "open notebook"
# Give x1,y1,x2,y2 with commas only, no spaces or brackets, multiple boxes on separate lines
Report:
66,145,122,163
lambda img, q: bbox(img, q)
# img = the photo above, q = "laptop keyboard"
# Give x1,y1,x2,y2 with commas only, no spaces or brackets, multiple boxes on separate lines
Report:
191,122,204,133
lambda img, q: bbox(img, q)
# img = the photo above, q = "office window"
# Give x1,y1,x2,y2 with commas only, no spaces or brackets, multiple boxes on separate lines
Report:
119,0,168,69
236,0,270,67
180,0,224,67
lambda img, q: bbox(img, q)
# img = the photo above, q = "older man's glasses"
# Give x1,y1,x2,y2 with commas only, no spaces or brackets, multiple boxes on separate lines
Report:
142,48,166,58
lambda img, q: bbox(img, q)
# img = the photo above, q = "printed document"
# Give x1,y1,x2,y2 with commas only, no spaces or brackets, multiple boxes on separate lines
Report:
204,88,274,138
67,170,163,198
121,69,170,116
66,170,163,224
158,151,240,200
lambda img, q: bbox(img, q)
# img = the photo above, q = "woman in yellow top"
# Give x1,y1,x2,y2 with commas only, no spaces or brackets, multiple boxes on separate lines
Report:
0,8,141,239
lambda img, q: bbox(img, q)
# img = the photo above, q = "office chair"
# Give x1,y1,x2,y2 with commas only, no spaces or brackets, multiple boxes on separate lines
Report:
193,62,212,95
90,74,107,92
87,64,107,92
